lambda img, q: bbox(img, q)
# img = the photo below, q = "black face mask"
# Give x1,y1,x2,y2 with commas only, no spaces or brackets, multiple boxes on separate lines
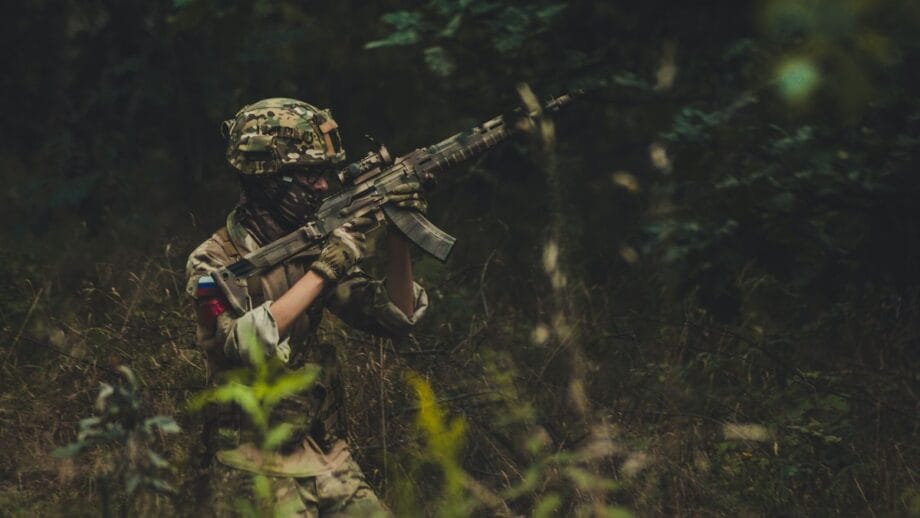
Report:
239,170,329,243
275,173,325,227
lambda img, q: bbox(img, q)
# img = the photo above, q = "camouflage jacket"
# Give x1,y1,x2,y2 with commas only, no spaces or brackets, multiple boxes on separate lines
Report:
185,207,427,471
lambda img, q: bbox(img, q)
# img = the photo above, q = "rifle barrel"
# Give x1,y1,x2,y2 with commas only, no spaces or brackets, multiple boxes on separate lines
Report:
420,91,579,178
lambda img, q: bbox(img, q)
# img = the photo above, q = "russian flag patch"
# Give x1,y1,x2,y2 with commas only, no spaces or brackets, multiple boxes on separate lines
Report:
195,275,228,324
195,275,220,298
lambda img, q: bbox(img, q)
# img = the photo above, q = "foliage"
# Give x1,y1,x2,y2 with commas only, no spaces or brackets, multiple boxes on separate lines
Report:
638,0,920,327
187,332,319,515
395,373,473,516
188,336,319,452
52,366,180,514
365,0,567,76
395,370,631,517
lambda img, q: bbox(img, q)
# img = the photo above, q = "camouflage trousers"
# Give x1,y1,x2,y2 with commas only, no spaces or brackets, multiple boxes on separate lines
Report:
208,454,390,517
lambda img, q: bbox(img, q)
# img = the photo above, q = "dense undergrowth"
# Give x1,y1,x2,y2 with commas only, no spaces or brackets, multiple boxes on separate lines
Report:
0,222,917,516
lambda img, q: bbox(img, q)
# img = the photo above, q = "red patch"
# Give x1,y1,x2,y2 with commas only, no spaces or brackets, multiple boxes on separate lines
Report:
196,297,228,328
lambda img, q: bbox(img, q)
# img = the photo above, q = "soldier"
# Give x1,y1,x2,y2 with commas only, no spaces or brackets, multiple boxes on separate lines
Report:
185,98,428,516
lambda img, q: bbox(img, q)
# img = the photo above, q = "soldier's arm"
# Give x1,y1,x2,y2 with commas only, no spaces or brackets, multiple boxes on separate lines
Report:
273,232,422,339
269,270,325,337
384,231,416,318
325,230,429,340
189,268,325,367
187,240,295,367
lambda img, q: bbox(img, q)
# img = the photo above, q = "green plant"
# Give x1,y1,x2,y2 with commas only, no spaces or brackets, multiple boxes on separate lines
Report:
186,335,320,516
53,366,180,516
394,368,632,517
365,0,567,76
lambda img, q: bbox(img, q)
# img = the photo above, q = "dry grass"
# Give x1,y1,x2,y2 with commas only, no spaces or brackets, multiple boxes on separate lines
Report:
1,240,918,516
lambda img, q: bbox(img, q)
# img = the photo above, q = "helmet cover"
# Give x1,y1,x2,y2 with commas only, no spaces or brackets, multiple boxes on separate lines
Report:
224,98,346,175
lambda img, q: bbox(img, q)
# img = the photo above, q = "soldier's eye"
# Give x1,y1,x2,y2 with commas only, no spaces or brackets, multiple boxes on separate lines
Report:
289,170,320,185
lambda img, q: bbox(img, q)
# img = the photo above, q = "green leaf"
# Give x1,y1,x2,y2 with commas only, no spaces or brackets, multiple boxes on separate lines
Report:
79,416,102,430
502,466,540,499
365,31,420,50
214,366,256,385
611,72,652,91
381,10,423,31
189,383,267,430
769,126,814,154
78,417,103,441
126,474,141,495
601,506,635,518
147,450,170,469
537,4,567,20
469,2,502,15
95,383,114,412
232,498,258,518
439,14,463,37
262,423,295,451
365,10,425,49
232,392,267,430
117,366,139,390
149,478,178,495
262,366,320,407
252,474,271,502
715,176,741,189
239,327,266,368
424,46,457,77
145,416,181,434
534,493,562,518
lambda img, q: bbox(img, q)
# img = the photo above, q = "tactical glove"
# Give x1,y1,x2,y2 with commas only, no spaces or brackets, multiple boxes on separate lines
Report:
387,180,428,214
310,216,374,282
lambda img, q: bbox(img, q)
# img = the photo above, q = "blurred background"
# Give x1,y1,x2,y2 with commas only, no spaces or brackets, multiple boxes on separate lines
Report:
1,0,919,515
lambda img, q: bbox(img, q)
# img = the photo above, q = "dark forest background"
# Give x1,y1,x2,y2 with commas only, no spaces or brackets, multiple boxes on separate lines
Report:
1,0,919,516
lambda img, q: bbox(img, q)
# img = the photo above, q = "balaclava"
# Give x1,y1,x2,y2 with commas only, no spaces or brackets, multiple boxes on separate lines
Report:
237,170,326,244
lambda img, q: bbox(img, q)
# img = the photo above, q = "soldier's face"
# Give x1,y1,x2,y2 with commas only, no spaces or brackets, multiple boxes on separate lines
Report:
283,169,329,194
300,171,328,193
258,167,332,229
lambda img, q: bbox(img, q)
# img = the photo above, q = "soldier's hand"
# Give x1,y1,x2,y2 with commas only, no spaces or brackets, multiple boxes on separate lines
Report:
310,216,374,282
387,181,428,214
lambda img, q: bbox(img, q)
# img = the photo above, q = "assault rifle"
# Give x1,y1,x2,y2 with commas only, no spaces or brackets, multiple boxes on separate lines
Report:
214,91,579,313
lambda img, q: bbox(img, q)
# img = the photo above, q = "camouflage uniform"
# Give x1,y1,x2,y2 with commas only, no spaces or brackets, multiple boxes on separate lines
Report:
186,99,428,516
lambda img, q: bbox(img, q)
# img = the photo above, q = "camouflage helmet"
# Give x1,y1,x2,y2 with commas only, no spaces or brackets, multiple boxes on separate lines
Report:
223,98,346,175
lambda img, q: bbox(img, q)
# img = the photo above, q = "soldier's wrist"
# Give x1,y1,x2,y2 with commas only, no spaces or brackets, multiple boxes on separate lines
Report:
310,261,340,282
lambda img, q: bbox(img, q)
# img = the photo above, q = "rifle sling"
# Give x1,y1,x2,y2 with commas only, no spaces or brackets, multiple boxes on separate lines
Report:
214,227,264,310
